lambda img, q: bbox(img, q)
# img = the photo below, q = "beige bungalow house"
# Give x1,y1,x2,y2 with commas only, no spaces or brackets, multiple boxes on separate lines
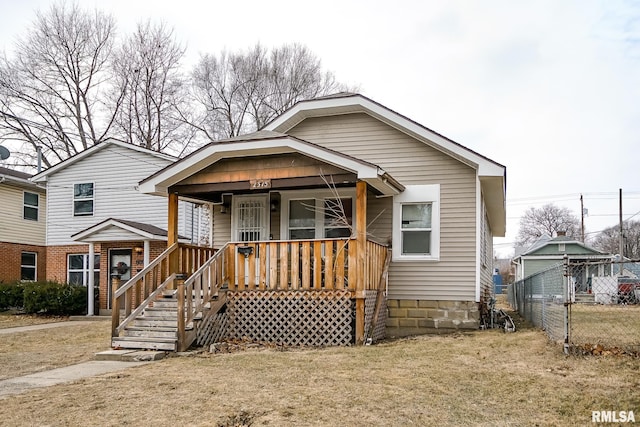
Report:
112,93,506,351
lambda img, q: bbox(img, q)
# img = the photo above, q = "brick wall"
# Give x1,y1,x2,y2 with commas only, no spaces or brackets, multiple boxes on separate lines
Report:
385,299,480,337
0,241,47,283
98,241,168,312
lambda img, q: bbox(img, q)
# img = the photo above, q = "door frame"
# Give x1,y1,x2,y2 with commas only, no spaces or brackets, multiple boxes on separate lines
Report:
107,248,132,309
231,194,269,242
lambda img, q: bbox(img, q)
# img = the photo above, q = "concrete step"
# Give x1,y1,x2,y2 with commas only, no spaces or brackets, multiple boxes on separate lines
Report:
95,349,167,362
112,336,177,352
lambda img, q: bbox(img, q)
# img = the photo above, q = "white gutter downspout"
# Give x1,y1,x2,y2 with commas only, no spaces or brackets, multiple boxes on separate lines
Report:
87,242,95,316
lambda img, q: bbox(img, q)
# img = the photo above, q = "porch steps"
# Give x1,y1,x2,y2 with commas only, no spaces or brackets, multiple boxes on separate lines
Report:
112,296,189,352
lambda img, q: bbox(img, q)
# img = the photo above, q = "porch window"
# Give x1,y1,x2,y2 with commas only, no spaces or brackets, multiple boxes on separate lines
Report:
289,199,315,239
282,189,356,240
21,252,37,281
23,191,39,221
68,254,100,286
73,183,94,216
324,198,352,238
393,184,440,261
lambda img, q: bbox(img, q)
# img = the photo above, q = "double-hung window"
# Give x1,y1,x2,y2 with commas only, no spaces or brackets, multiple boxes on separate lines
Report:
23,191,39,221
393,184,440,261
401,203,432,255
21,252,37,281
73,183,94,216
288,199,316,239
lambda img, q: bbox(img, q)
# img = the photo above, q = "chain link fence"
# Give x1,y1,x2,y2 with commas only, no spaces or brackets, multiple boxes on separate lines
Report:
508,258,640,355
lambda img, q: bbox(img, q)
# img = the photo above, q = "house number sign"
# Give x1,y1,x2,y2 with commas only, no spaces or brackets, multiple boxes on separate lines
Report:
250,179,271,189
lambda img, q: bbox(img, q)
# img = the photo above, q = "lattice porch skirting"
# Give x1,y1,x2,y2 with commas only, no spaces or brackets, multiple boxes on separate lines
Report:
197,290,389,347
226,290,354,346
364,290,387,343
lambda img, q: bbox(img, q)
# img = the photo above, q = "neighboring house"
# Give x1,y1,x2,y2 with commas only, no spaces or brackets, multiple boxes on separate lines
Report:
31,139,204,314
138,93,507,341
0,167,46,283
512,232,613,292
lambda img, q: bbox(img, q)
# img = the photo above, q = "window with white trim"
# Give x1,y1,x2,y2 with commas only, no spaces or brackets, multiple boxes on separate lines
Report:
73,183,94,216
21,252,37,281
401,203,432,255
68,254,100,286
23,191,39,221
392,184,440,261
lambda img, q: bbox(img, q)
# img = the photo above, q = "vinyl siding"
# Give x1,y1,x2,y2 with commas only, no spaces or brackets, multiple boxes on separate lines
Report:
479,197,494,301
289,113,478,301
523,259,563,278
0,183,46,245
45,144,193,246
213,207,231,248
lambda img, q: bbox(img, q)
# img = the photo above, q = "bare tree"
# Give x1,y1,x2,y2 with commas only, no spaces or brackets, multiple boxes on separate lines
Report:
190,43,350,140
0,2,118,169
592,220,640,258
515,203,581,248
111,20,194,155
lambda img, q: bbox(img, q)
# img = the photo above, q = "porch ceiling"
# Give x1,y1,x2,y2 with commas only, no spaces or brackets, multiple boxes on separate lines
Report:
139,134,404,202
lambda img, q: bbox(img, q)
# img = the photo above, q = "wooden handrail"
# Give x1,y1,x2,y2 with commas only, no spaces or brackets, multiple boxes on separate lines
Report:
115,274,176,335
111,242,219,342
176,244,229,351
114,242,178,299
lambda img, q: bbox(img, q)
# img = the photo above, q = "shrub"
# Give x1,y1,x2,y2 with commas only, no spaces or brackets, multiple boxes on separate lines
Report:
0,282,24,310
22,281,88,315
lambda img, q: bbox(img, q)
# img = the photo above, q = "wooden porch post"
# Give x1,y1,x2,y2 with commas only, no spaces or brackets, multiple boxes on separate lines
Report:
355,180,367,345
168,192,179,280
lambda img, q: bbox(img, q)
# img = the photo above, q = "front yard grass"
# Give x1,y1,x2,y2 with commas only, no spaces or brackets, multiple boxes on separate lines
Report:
0,311,638,426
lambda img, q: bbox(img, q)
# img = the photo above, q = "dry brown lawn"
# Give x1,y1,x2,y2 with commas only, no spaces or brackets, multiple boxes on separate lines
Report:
0,312,638,426
0,319,111,380
570,303,640,349
0,311,68,329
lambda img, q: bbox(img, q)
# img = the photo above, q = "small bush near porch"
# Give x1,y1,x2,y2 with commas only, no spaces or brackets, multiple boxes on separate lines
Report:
1,313,638,426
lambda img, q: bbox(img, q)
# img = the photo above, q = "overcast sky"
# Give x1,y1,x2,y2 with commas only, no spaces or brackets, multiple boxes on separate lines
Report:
1,0,639,256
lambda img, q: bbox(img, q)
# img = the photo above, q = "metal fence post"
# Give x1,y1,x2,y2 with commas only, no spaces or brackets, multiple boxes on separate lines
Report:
562,254,570,355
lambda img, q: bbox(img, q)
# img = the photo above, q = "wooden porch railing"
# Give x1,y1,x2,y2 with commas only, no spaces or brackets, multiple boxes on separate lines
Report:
176,244,229,351
111,242,217,339
224,238,388,293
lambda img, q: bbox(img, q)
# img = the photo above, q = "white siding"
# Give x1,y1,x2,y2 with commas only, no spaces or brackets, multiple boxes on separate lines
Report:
289,113,478,301
45,144,193,245
0,183,46,245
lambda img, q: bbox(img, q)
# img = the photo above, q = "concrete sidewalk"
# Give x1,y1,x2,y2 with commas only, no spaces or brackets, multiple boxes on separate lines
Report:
0,360,150,399
0,320,102,335
0,320,164,399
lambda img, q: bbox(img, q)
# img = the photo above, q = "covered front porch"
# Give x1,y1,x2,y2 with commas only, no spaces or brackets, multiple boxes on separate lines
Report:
111,133,402,350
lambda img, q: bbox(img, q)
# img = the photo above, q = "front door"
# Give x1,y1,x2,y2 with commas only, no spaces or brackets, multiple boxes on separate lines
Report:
232,195,268,242
108,248,132,309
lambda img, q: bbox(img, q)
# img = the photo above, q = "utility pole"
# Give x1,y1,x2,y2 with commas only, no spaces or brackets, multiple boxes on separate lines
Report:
580,194,585,242
619,189,625,275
